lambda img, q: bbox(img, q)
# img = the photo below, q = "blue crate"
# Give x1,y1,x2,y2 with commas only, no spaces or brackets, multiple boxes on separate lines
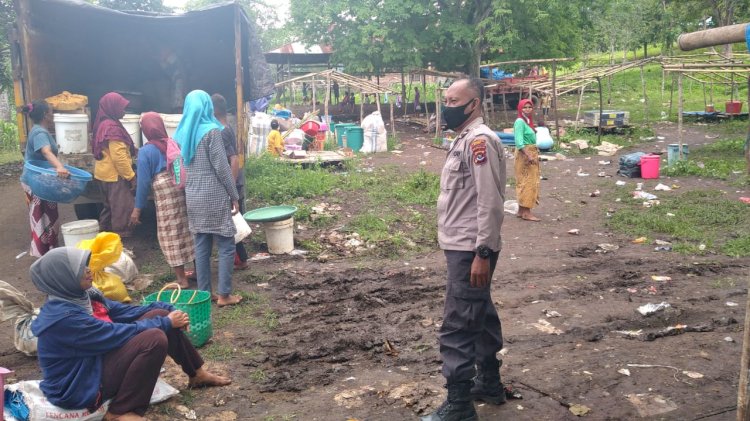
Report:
20,160,92,203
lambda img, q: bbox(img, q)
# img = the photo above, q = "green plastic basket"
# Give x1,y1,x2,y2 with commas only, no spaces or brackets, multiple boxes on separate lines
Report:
142,283,212,347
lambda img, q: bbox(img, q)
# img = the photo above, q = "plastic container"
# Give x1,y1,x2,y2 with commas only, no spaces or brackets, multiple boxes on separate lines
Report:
272,109,292,119
345,127,364,152
667,144,689,166
640,154,660,179
336,124,356,147
162,114,182,139
142,285,212,347
263,217,294,254
726,101,743,114
300,120,321,134
53,113,89,154
120,114,142,147
535,127,554,150
60,219,99,247
20,160,93,203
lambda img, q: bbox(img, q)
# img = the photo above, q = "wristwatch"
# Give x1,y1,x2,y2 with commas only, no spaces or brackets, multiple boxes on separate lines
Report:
476,246,492,259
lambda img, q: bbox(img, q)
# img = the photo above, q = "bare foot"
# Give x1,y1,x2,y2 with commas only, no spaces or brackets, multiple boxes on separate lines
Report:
103,412,146,421
188,367,232,388
217,294,243,307
522,214,541,222
211,293,219,302
175,279,190,289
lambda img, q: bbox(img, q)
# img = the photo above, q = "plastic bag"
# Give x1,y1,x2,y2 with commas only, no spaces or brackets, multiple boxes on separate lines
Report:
14,314,37,356
360,111,387,153
104,249,138,284
232,212,252,244
3,378,179,421
78,232,131,303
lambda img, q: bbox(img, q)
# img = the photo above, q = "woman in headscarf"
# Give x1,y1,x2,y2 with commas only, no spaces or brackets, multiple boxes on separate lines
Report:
514,98,541,222
93,92,138,237
30,247,230,421
175,90,242,307
20,100,70,257
130,112,195,288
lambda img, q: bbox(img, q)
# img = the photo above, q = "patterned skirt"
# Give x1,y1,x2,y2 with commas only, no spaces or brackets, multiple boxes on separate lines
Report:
22,183,58,257
514,145,540,209
152,172,195,267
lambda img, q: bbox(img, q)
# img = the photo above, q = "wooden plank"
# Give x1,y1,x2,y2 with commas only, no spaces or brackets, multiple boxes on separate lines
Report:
233,5,245,168
480,57,574,68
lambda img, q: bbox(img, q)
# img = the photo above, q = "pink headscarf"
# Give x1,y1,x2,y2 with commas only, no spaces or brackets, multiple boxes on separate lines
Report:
517,99,536,130
92,92,135,160
139,112,169,157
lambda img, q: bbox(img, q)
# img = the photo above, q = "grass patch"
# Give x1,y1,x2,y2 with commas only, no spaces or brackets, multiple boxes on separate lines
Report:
201,343,235,361
607,189,750,256
213,291,279,332
663,137,747,181
0,150,21,165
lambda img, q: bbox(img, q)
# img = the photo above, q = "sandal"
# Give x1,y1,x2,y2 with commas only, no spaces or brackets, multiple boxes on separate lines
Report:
185,270,197,281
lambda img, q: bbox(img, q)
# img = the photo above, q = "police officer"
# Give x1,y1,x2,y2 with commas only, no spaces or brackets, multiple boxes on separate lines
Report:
422,78,506,421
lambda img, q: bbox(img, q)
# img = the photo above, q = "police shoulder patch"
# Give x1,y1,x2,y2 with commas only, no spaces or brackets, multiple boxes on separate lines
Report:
470,137,488,165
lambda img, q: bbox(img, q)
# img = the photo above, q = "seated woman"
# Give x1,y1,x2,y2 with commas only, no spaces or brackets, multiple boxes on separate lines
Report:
30,247,230,421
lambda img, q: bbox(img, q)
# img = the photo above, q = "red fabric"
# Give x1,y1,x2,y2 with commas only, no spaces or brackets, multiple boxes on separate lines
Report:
517,99,536,130
91,301,113,323
92,93,136,160
139,112,169,156
24,186,58,257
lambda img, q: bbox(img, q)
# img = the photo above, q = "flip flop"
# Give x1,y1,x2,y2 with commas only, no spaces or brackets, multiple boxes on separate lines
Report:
185,270,198,281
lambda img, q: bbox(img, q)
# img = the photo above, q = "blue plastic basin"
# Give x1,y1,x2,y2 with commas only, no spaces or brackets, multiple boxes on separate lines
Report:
20,160,92,203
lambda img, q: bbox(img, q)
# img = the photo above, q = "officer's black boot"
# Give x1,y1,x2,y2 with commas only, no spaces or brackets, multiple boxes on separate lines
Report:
470,358,506,405
420,381,477,421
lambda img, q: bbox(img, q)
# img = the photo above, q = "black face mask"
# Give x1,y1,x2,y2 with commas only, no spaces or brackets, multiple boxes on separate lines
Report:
442,98,476,130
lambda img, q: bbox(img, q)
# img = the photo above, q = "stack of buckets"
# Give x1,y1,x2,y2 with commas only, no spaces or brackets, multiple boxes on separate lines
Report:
334,123,364,152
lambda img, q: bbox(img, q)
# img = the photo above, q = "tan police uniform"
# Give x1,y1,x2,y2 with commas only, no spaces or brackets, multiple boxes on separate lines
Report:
436,116,506,383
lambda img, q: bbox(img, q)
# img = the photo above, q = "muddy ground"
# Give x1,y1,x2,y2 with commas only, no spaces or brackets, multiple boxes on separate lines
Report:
1,117,748,421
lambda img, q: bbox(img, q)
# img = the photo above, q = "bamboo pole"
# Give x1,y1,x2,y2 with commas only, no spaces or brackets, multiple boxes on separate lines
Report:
324,74,330,142
390,100,396,141
502,93,509,125
678,73,684,160
552,60,559,142
233,6,245,168
480,57,574,68
574,84,586,131
668,73,675,119
640,65,648,126
311,77,316,113
738,274,750,421
359,88,364,123
678,23,749,51
596,77,603,145
422,75,427,116
661,68,665,103
435,88,442,141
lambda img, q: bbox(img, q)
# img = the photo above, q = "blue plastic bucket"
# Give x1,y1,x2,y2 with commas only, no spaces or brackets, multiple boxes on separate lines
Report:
20,160,92,203
345,127,365,152
667,144,689,166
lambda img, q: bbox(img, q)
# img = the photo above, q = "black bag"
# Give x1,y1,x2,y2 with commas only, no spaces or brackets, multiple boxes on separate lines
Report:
617,152,645,178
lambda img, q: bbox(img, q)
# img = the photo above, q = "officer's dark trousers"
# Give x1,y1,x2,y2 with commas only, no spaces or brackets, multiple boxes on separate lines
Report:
440,250,503,383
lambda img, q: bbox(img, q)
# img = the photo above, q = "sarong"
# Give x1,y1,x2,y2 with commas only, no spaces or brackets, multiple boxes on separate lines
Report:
152,172,194,267
22,183,58,257
514,145,540,209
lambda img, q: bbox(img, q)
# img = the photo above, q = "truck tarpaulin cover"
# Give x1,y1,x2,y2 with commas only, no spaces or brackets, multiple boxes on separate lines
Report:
17,0,275,112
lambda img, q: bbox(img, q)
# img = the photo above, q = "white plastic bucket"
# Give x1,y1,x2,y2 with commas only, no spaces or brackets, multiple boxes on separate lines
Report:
120,114,142,147
60,219,99,247
263,217,294,254
53,113,89,154
162,114,182,139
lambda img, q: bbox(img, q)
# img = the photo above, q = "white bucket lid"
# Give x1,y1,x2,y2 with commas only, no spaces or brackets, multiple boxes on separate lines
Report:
120,114,141,123
162,114,182,125
53,113,89,123
60,219,99,234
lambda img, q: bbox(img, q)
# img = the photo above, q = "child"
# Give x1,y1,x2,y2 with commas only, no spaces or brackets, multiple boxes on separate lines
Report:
541,94,551,118
267,120,283,156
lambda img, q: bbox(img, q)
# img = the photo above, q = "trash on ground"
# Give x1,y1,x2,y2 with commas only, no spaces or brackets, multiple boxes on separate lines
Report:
682,371,704,379
383,339,399,356
598,160,611,165
643,200,660,208
597,172,607,177
568,229,580,235
590,190,600,197
543,309,562,318
727,302,739,307
698,244,706,251
289,249,309,256
594,141,622,156
626,393,678,417
504,200,519,215
577,168,590,176
725,336,735,342
654,183,671,191
256,283,270,288
517,405,525,410
505,385,523,400
250,253,272,261
632,237,648,244
633,191,658,200
654,239,671,246
650,276,671,282
666,213,675,217
615,180,627,186
532,319,564,335
618,368,631,376
569,404,591,416
570,139,589,151
15,251,28,259
637,302,670,316
740,197,750,204
597,243,619,253
647,286,658,294
654,245,672,252
636,182,643,191
615,329,643,338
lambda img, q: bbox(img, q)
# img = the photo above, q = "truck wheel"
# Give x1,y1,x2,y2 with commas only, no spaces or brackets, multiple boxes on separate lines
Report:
74,203,102,220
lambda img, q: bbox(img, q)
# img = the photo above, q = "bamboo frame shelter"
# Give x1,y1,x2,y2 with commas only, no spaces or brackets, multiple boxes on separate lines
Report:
274,69,396,140
661,58,750,168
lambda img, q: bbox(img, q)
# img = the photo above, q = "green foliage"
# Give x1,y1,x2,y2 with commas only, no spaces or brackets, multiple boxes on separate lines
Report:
244,154,339,204
607,190,750,256
662,138,747,181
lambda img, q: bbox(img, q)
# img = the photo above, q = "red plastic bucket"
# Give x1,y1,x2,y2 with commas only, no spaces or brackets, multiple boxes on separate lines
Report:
300,121,321,133
640,154,660,179
726,101,743,114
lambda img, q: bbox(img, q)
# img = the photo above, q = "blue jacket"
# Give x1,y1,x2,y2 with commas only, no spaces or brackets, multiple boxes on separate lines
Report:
31,298,174,409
